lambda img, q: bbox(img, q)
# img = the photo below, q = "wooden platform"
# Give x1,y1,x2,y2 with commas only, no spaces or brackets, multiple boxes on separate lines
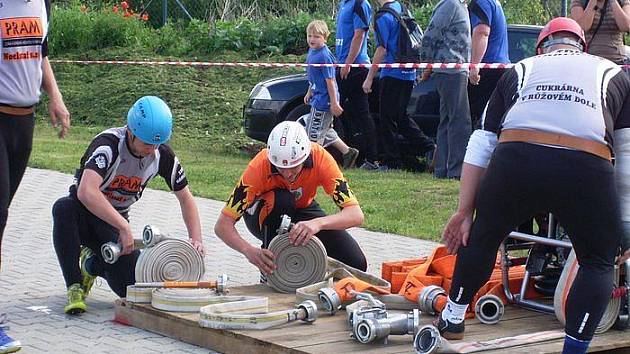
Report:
114,284,630,353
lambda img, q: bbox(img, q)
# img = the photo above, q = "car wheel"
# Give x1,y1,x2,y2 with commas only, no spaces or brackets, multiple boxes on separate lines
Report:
285,104,310,122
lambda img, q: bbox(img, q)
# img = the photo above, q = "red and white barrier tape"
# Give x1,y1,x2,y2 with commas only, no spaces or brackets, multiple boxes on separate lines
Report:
50,59,514,69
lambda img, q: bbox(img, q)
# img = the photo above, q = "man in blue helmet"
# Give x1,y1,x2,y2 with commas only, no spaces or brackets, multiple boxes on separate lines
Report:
51,96,204,314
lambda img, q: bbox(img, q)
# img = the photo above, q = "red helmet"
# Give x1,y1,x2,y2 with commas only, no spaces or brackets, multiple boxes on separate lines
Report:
536,17,587,54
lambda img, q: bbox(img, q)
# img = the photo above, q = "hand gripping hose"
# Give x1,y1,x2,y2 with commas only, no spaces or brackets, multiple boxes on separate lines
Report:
199,298,318,330
135,238,205,283
413,325,564,353
554,249,620,334
266,233,328,293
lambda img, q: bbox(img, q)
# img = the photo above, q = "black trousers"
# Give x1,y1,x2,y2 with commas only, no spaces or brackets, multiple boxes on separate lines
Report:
52,193,139,298
378,76,433,167
0,112,34,267
467,68,505,129
449,142,621,341
336,67,378,163
243,189,367,271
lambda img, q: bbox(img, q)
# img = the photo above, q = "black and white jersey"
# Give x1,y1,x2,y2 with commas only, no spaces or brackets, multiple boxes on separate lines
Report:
73,127,188,214
483,49,630,144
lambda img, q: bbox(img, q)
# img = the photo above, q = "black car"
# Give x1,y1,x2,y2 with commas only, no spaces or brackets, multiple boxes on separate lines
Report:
243,24,542,148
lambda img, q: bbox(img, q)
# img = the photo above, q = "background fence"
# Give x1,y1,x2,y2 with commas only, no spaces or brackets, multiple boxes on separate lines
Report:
57,0,569,26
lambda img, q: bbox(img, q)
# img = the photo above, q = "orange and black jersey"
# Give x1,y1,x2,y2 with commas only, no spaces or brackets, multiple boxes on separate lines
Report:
222,143,358,220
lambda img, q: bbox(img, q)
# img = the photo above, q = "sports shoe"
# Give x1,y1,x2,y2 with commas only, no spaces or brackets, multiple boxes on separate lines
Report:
433,315,465,340
64,283,87,315
0,314,21,354
79,246,97,296
359,161,389,171
341,148,359,169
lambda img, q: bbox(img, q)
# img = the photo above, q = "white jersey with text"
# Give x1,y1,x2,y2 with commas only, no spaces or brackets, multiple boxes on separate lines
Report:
482,49,630,145
0,0,49,107
73,127,188,214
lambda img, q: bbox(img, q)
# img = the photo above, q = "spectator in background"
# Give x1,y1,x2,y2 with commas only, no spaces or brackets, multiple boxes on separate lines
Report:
420,0,472,179
302,20,359,169
468,0,509,128
570,0,630,64
335,0,380,169
363,0,435,171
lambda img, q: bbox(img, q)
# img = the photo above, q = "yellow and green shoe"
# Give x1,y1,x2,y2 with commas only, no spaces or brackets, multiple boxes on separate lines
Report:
79,246,97,296
64,283,86,315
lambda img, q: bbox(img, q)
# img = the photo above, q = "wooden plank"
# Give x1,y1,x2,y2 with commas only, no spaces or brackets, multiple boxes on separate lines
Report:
114,285,630,354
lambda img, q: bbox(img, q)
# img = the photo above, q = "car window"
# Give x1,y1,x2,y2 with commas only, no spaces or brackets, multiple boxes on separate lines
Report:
508,30,538,62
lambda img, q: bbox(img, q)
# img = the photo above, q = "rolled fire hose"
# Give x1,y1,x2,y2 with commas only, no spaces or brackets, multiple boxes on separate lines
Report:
413,325,564,354
554,249,620,334
134,274,229,293
199,298,318,330
135,238,205,283
126,275,229,305
266,233,328,293
474,294,504,325
353,309,421,344
151,288,219,312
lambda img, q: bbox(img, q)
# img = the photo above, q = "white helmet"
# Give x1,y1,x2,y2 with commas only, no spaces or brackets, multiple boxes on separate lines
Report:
267,121,311,168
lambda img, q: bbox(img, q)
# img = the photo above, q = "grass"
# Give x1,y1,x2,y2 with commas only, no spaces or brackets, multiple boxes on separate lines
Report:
31,123,459,241
27,48,462,241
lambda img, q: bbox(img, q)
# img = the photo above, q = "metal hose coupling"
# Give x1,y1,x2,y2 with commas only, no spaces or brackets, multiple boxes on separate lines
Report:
475,294,504,325
353,309,421,344
347,292,387,328
413,325,455,354
142,224,164,247
318,287,341,315
417,285,447,315
297,300,318,323
101,241,122,264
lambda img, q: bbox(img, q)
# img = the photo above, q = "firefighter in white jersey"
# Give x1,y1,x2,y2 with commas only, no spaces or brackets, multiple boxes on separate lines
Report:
439,17,630,354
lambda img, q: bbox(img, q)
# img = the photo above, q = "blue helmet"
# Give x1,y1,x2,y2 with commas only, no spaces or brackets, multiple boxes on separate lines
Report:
127,96,173,144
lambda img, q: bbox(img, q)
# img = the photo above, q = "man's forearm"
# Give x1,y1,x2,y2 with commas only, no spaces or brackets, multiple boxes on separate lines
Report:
345,30,366,65
176,188,203,242
78,187,129,232
367,47,387,81
457,163,486,214
214,214,253,255
41,57,63,101
311,204,364,230
471,27,490,64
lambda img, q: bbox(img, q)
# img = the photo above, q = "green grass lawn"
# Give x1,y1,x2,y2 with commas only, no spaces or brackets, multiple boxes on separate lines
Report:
32,123,459,241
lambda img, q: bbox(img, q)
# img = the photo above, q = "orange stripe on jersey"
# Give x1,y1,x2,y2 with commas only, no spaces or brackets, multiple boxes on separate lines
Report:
0,18,43,39
221,143,358,219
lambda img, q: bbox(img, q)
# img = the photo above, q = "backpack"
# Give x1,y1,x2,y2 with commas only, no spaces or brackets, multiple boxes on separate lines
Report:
374,1,423,63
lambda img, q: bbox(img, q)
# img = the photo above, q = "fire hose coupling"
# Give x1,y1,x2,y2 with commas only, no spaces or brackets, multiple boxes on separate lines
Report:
278,214,292,234
318,287,342,315
353,309,421,344
142,224,164,247
101,241,122,264
216,274,229,294
297,300,318,323
417,285,447,315
475,294,504,325
347,303,388,328
413,325,446,354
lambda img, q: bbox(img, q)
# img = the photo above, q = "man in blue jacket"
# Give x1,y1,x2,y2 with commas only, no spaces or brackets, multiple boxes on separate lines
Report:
362,0,434,171
335,0,380,169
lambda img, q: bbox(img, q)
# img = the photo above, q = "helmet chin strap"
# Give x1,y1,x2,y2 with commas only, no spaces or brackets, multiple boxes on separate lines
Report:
541,36,584,52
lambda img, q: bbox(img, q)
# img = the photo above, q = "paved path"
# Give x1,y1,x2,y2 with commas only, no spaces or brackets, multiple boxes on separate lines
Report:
0,168,438,353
